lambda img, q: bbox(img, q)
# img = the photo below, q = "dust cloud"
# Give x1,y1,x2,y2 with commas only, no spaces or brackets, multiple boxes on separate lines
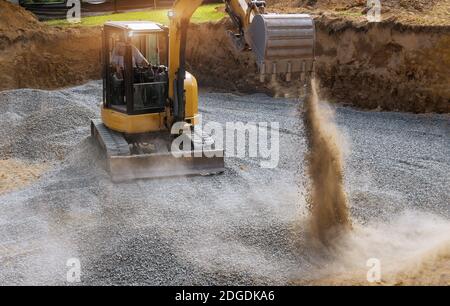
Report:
298,79,450,285
303,78,351,245
299,211,450,285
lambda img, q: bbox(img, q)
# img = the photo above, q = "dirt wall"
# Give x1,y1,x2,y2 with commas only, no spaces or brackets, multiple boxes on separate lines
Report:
186,21,265,93
185,19,450,113
0,27,101,90
0,0,448,112
314,17,450,113
0,0,101,90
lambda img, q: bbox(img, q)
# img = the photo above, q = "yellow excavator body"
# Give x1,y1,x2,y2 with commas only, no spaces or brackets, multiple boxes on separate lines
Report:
101,72,199,134
91,0,315,181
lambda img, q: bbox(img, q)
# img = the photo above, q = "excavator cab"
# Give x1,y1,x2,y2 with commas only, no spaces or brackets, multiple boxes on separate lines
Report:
102,21,169,116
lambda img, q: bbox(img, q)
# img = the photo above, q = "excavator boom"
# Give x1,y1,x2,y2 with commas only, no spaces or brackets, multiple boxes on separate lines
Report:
169,0,315,107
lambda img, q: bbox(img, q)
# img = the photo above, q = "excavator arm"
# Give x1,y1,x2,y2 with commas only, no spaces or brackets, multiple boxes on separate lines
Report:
168,0,315,122
224,0,266,51
225,0,315,81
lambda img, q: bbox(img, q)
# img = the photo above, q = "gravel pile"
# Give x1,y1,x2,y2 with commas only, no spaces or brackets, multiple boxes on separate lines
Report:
0,82,100,161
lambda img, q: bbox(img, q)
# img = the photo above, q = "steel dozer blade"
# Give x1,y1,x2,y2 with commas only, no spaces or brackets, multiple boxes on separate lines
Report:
91,120,225,182
247,14,315,81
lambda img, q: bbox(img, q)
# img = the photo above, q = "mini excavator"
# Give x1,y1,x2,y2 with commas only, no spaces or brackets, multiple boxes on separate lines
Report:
91,0,315,181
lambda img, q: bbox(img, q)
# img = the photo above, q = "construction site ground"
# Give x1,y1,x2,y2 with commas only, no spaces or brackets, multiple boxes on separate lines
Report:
0,0,449,285
0,82,448,285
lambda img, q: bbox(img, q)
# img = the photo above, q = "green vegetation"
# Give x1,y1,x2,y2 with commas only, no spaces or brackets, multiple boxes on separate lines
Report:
45,4,226,27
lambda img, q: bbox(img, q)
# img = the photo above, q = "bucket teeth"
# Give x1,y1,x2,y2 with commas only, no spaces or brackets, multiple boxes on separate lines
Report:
286,62,292,82
271,62,277,83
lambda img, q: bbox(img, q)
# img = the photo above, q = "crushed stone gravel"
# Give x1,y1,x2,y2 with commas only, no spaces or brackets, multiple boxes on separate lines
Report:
0,81,448,285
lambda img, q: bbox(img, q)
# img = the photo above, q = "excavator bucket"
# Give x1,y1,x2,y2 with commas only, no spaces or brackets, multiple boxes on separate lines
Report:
91,120,225,182
247,14,315,81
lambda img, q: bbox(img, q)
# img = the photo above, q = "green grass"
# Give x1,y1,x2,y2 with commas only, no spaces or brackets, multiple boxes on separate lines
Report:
45,4,226,27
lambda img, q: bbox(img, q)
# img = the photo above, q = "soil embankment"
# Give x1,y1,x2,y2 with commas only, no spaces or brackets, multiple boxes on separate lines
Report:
0,0,449,113
314,17,450,113
0,0,100,90
185,18,450,113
